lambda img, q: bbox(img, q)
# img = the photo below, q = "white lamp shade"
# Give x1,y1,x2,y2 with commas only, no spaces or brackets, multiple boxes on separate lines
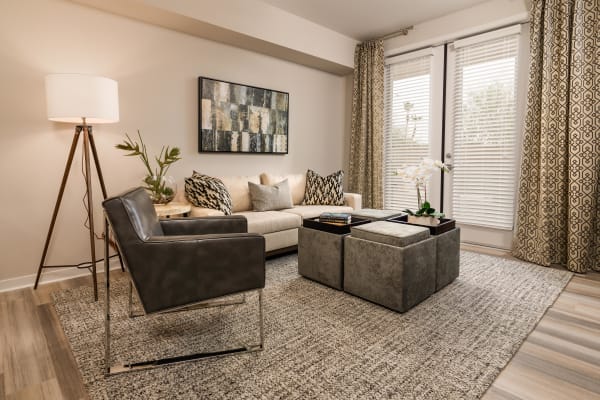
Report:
45,74,119,124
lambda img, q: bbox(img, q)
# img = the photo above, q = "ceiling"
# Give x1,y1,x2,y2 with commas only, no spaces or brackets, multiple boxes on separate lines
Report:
260,0,492,41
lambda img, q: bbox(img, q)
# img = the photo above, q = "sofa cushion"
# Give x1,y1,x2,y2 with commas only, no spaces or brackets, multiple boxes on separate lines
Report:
248,180,293,211
218,175,260,213
281,205,353,219
261,173,306,205
303,169,344,206
234,211,301,234
263,229,299,252
184,173,232,215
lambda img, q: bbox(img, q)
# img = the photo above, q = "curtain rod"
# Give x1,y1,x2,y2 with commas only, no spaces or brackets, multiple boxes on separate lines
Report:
379,26,413,40
384,19,529,58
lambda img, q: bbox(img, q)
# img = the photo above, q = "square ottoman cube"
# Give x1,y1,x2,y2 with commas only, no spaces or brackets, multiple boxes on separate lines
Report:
434,227,461,291
343,221,436,313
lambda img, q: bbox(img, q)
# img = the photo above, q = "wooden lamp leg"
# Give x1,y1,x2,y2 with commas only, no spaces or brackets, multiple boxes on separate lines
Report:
33,128,82,290
82,124,99,301
34,123,111,301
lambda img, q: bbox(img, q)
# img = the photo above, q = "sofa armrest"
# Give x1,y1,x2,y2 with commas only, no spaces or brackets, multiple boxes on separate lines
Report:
160,215,248,235
343,192,362,210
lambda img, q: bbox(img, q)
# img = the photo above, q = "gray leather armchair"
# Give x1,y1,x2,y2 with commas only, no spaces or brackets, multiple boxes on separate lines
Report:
102,187,265,375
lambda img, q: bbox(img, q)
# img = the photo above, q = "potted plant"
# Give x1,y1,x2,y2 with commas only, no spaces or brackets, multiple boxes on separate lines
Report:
395,158,450,226
116,131,181,204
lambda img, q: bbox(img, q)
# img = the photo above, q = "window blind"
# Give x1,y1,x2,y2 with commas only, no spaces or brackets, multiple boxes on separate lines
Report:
450,34,519,229
383,55,432,211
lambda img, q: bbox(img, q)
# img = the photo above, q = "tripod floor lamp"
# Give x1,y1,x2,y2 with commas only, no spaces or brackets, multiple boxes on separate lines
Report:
34,74,119,301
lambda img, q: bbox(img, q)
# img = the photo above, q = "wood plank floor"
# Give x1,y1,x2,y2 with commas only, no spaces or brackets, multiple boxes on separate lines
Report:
1,256,599,400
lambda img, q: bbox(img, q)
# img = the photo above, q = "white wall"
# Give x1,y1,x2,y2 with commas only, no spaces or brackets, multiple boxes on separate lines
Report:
0,0,350,285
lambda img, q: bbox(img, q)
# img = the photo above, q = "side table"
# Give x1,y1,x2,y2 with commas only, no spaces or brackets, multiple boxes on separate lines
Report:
153,202,191,218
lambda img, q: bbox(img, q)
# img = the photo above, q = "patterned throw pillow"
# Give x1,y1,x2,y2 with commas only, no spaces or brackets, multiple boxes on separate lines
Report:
184,172,232,215
302,169,344,206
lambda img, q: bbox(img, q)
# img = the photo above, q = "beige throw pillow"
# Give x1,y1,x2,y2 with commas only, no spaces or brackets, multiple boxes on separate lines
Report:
248,179,293,211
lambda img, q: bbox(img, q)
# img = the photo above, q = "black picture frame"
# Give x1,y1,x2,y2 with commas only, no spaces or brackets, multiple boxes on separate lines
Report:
198,77,289,154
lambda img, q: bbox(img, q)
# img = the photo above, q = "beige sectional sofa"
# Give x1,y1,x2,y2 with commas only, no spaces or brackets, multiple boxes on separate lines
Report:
175,173,362,254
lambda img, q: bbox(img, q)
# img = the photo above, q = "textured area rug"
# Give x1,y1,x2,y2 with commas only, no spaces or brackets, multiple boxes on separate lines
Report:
53,251,572,399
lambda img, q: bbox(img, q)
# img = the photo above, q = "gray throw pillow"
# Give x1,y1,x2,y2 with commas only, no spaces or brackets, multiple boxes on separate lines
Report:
248,179,293,211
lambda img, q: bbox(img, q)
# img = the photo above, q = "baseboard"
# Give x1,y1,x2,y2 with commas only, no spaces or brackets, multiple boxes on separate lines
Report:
460,242,514,258
0,258,122,293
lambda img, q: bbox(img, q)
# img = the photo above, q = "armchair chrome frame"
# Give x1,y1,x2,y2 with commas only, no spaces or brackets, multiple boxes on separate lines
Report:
103,217,264,376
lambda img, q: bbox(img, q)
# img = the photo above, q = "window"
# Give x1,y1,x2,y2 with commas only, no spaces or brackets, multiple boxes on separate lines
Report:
383,52,433,211
447,29,520,230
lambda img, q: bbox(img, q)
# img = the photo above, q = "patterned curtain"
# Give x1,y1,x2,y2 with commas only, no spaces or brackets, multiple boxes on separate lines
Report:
513,0,599,273
349,40,384,209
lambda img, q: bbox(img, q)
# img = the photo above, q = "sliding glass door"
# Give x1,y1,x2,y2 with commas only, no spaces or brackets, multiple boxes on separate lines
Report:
383,25,527,249
443,26,525,249
383,47,444,212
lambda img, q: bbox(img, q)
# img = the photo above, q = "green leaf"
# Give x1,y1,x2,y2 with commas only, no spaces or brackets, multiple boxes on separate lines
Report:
116,131,181,183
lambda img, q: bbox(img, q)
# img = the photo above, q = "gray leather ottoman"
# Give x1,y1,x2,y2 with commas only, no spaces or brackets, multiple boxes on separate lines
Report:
344,221,436,313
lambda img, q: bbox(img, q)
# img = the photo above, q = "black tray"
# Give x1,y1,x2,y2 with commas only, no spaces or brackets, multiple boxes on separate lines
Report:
387,215,456,235
302,216,371,235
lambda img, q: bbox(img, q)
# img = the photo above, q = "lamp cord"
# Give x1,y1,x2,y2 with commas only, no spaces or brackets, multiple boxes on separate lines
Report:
74,254,120,270
80,148,105,241
78,147,122,261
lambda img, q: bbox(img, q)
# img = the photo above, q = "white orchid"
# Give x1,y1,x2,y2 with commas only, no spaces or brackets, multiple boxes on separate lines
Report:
395,158,450,213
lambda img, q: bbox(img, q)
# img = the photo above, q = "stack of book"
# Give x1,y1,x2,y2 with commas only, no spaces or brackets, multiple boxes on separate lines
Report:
319,212,352,225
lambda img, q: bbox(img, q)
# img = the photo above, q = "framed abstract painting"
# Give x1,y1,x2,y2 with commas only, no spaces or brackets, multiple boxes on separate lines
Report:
198,77,289,154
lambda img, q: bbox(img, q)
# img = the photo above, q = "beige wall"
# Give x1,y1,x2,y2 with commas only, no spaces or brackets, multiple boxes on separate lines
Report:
0,0,351,284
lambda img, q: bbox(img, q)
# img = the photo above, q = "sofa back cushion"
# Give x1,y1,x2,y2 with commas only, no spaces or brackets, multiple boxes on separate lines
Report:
218,175,261,212
260,173,306,205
